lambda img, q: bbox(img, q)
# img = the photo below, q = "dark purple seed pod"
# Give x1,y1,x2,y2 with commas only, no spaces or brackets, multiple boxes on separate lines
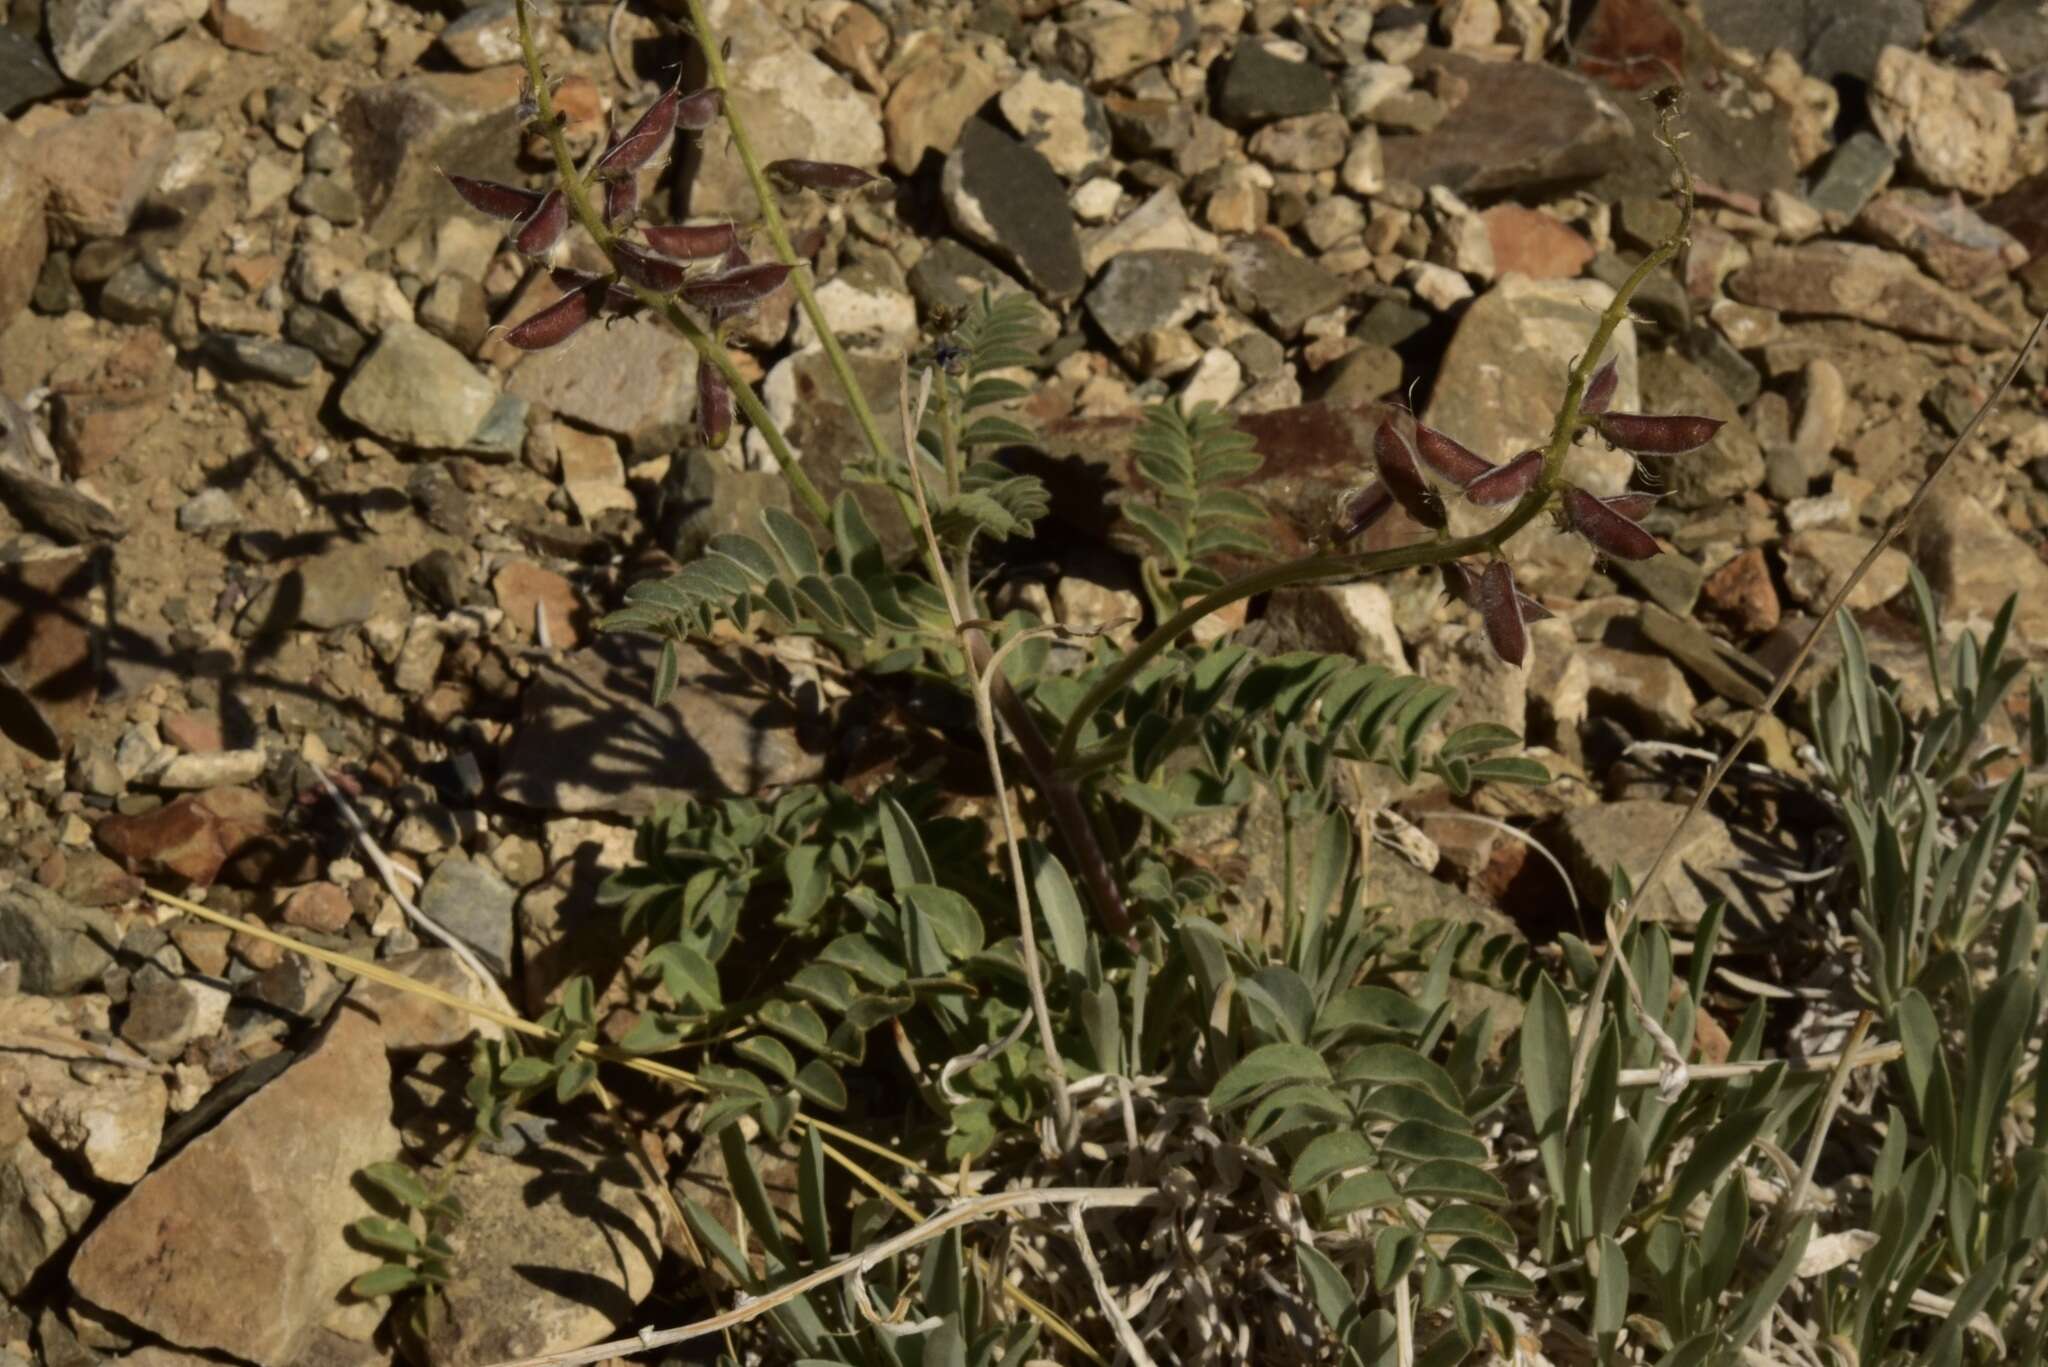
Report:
593,86,680,179
1595,412,1724,455
1441,560,1481,607
1516,591,1554,623
612,240,688,291
604,174,639,227
766,158,878,192
697,357,733,449
1464,448,1544,507
1414,425,1494,486
504,282,601,350
642,222,739,260
1563,487,1661,560
673,87,723,131
1478,562,1527,667
1373,418,1446,530
549,268,636,312
1331,481,1393,544
1582,356,1620,416
444,173,546,221
682,262,791,312
1600,491,1661,521
716,239,749,274
513,188,568,257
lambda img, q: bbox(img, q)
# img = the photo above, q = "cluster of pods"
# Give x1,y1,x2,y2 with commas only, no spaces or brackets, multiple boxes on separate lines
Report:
1335,356,1723,666
443,75,878,448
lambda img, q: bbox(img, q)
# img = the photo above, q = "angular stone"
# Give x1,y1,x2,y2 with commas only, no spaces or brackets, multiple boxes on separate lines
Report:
70,1005,397,1365
1085,249,1214,355
0,884,114,995
1700,547,1780,635
1556,799,1743,924
0,553,96,751
438,1,529,69
1381,51,1631,195
1868,45,2017,198
1725,242,2015,349
350,948,504,1052
1806,130,1896,222
1909,483,2048,641
498,637,824,816
0,1131,94,1296
50,0,208,88
339,321,499,451
1939,0,2048,72
1780,528,1910,611
0,31,64,115
1212,40,1333,127
997,69,1110,181
339,69,526,247
1481,205,1594,279
883,41,1006,176
505,310,696,456
1247,112,1349,172
1054,2,1186,83
1583,644,1697,738
1693,0,1922,83
119,966,230,1061
1079,185,1218,276
1854,189,2027,292
942,118,1086,303
417,855,515,978
493,561,584,648
1221,237,1345,340
35,103,177,241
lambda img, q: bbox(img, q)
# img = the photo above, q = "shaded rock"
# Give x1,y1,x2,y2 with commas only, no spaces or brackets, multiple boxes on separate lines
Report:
243,544,395,633
685,0,883,218
34,103,176,242
350,948,503,1052
1854,189,2027,292
942,118,1086,303
1582,644,1697,737
417,856,516,978
339,322,499,451
0,553,98,748
339,68,526,247
99,258,179,325
1381,51,1631,195
1635,350,1764,508
94,786,272,887
1725,243,2015,349
1212,40,1333,127
1780,528,1910,611
423,1127,658,1367
118,966,230,1062
1556,799,1743,924
0,883,114,994
505,309,696,457
498,636,824,816
1086,249,1214,356
1939,0,2048,72
1694,0,1921,83
1868,45,2017,198
0,125,48,332
1221,237,1345,340
1909,482,2048,641
70,1005,396,1365
50,0,207,87
0,31,63,115
0,1130,94,1296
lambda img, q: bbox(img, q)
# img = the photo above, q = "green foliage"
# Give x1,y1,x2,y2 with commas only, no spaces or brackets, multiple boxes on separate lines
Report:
1123,399,1268,611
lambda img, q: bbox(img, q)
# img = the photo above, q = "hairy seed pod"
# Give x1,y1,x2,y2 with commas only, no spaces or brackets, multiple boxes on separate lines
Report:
1373,418,1446,530
642,222,739,259
604,174,639,226
767,158,878,192
1331,481,1393,543
444,173,545,220
697,358,733,449
1478,562,1527,667
1600,491,1660,521
1441,560,1481,607
1414,425,1494,486
717,240,749,273
549,269,636,312
1595,412,1724,455
682,262,791,312
504,282,601,350
612,241,688,291
1563,487,1660,560
1582,356,1620,416
673,87,723,131
593,86,680,179
1465,448,1544,506
513,188,568,257
1516,591,1554,622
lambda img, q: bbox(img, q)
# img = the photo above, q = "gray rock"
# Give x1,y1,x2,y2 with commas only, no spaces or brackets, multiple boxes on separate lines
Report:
1696,0,1922,83
498,636,825,815
49,0,207,88
906,237,1035,321
1317,343,1403,403
98,259,178,325
1805,130,1896,221
1221,237,1346,340
506,314,694,456
438,1,532,69
0,31,63,115
461,393,529,462
338,71,525,246
0,1133,94,1296
1213,41,1334,127
1555,799,1743,925
1381,51,1631,196
119,965,230,1061
339,321,499,450
284,304,365,369
415,274,489,355
1909,482,2048,641
942,118,1087,303
175,488,238,533
203,334,321,387
1635,350,1765,508
1939,0,2048,74
240,544,393,635
0,883,114,994
302,123,349,174
290,173,361,225
417,855,516,978
1085,249,1215,354
1726,242,2017,349
1678,324,1761,408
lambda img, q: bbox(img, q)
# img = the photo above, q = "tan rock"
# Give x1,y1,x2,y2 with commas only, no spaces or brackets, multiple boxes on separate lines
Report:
1869,45,2017,198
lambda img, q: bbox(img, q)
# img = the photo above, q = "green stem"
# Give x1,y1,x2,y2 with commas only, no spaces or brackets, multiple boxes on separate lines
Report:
1050,100,1695,773
513,0,832,527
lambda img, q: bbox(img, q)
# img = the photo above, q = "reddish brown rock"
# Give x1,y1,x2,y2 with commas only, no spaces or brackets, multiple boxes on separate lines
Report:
160,711,223,754
279,882,352,934
94,786,275,887
493,561,585,648
1700,547,1781,636
1480,205,1594,279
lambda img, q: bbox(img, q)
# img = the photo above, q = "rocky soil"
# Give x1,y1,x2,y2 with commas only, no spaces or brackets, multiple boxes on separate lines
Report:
0,0,2045,1363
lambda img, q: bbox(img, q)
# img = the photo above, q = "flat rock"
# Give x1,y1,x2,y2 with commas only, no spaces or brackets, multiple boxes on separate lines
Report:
943,117,1086,302
35,102,176,241
1381,51,1631,196
1212,40,1333,126
498,636,824,816
0,883,114,994
0,1129,94,1296
1910,483,2048,642
492,560,585,648
1939,0,2048,72
0,30,63,114
94,785,274,887
339,321,499,451
1725,242,2015,349
1868,44,2017,198
1854,188,2027,292
997,69,1110,180
349,948,503,1052
1221,237,1345,340
1555,798,1743,925
339,68,525,246
416,855,516,978
1582,644,1697,738
1694,0,1922,83
1481,205,1594,279
0,994,161,1184
1780,528,1910,611
72,1004,396,1363
423,1127,658,1367
49,0,207,87
506,309,696,456
242,544,396,634
1086,248,1214,354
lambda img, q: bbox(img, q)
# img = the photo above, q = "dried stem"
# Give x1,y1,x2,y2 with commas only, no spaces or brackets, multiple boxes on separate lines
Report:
1562,302,2048,1124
